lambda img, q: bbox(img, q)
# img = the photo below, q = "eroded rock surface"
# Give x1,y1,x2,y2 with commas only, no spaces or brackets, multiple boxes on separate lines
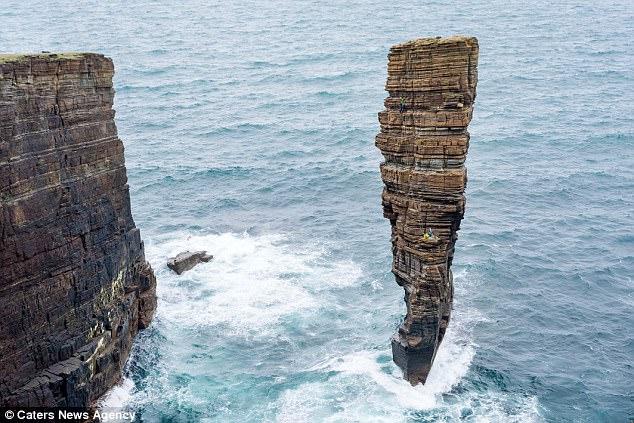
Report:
376,37,478,385
0,53,157,407
167,250,213,275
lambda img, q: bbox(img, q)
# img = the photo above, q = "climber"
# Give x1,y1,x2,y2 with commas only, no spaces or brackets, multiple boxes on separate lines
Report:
399,96,405,113
427,228,434,238
423,228,430,240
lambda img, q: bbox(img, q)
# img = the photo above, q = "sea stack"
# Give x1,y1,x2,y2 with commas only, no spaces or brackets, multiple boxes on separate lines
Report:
376,37,478,385
0,53,156,406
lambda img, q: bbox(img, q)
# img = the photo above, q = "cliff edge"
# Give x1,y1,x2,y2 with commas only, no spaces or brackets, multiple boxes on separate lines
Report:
376,37,478,384
0,53,156,407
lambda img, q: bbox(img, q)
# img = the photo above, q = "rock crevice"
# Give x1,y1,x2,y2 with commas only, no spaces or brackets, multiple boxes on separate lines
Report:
0,53,156,407
376,37,478,385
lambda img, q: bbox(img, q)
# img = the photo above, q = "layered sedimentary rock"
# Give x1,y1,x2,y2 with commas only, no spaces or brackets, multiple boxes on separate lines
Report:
0,53,156,407
376,37,478,384
167,250,213,275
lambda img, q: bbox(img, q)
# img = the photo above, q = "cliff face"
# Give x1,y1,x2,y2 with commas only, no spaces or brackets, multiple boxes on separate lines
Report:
376,37,478,385
0,53,156,406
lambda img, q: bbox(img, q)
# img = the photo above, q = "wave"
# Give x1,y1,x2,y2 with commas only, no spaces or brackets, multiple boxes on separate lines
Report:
97,377,135,410
276,350,542,422
96,231,366,419
98,235,542,422
275,269,543,423
145,232,363,337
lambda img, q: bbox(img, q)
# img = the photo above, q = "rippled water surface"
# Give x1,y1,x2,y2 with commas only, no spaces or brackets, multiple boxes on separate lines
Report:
2,1,633,421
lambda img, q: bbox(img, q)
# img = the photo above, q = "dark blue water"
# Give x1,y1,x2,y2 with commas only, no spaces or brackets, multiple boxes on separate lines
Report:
2,1,633,421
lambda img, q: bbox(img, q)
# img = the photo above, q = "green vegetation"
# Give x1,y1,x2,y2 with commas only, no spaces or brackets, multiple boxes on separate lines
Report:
0,52,91,64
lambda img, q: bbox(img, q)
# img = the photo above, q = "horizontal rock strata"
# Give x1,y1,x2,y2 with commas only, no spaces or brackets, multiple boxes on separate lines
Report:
376,36,478,384
167,250,213,275
0,53,156,407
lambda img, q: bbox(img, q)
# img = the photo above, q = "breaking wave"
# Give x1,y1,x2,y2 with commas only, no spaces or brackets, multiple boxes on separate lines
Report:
274,268,542,422
145,232,363,337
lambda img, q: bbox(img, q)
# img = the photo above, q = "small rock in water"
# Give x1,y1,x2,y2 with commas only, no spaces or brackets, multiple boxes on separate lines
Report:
167,250,213,275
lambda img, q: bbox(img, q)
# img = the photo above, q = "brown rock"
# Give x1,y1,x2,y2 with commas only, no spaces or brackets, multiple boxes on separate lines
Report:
375,36,479,385
0,53,157,407
167,250,213,275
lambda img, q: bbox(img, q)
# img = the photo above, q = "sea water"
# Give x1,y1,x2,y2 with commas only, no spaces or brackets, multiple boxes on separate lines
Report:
2,0,633,421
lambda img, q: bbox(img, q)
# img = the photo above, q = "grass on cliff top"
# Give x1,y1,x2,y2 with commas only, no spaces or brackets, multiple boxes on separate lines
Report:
393,35,478,49
0,52,95,63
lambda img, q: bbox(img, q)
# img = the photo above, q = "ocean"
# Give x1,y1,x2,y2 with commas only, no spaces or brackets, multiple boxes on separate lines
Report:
2,0,633,421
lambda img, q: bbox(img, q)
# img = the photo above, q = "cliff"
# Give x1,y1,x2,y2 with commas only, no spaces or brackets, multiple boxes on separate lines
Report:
376,37,478,385
0,53,156,407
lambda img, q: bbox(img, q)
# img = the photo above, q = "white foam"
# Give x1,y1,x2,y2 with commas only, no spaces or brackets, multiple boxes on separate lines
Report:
307,321,475,411
101,234,542,422
145,232,363,336
97,377,134,410
275,269,543,422
279,347,541,422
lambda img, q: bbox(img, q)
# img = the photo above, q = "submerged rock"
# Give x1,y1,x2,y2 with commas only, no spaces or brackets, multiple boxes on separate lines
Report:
167,251,213,274
376,36,479,385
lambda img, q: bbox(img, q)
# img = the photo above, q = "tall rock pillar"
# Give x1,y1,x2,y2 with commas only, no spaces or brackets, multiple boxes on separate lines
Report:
376,37,478,385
